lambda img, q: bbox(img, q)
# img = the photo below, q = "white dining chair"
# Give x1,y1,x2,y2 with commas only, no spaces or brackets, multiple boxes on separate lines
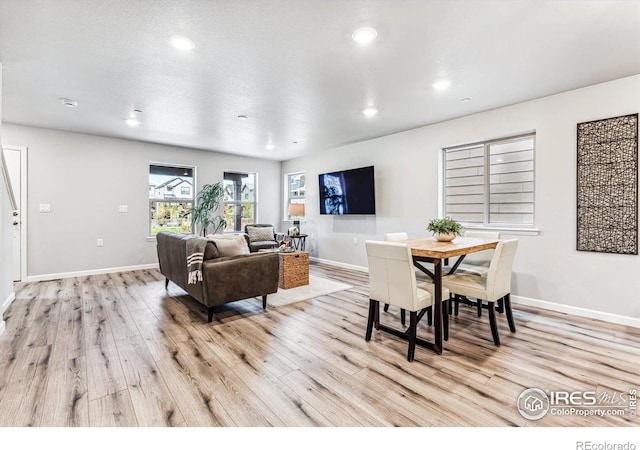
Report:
457,230,501,276
384,233,431,281
365,240,449,361
382,232,435,325
451,230,501,317
442,239,518,346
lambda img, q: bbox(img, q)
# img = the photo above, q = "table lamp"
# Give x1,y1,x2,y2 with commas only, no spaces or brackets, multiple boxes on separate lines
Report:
288,203,305,235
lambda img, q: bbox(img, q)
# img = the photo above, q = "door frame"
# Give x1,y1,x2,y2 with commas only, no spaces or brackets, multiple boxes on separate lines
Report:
2,145,28,282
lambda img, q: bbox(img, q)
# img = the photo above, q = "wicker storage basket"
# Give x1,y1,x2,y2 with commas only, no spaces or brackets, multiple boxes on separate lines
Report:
278,251,309,289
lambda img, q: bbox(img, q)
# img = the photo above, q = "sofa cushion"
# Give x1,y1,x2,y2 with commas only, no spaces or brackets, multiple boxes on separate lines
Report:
207,234,250,257
204,242,220,260
247,226,275,242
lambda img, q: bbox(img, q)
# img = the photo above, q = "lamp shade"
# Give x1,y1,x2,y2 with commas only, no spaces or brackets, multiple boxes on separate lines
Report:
288,203,305,217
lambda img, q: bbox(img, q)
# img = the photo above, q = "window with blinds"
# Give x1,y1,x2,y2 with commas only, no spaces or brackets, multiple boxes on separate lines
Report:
444,133,535,227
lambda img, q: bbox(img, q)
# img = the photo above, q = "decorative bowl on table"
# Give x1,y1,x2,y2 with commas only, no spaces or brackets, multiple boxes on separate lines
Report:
435,233,456,242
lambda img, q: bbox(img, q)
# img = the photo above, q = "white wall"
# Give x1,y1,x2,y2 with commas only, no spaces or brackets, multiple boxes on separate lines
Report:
282,75,640,321
1,124,281,278
0,61,12,336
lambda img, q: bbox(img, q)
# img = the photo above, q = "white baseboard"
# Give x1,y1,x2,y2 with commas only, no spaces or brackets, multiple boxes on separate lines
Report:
311,257,640,329
0,292,14,338
23,263,160,282
310,256,368,273
2,291,15,313
512,295,640,329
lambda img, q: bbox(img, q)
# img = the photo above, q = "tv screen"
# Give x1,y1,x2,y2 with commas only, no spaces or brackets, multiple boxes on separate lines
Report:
319,165,376,215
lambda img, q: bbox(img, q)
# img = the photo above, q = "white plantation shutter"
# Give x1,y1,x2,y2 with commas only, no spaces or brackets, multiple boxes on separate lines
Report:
444,145,485,223
444,133,535,227
488,136,535,225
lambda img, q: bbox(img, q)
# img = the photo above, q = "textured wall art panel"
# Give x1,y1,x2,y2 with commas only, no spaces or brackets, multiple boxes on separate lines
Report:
577,113,638,254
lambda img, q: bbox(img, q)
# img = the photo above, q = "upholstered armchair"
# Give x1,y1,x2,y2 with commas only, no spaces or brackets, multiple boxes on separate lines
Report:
244,224,280,252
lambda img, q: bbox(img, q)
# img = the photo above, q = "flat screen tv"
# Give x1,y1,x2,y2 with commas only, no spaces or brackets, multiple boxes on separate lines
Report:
319,165,376,215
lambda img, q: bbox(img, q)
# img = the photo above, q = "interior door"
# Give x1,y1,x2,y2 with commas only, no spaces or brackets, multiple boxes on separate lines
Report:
3,147,21,281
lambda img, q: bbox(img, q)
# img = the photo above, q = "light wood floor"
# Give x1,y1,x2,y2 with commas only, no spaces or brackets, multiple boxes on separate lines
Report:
0,262,638,427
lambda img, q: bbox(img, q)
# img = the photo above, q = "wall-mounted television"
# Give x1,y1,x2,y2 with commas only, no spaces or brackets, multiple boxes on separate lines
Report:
319,165,376,215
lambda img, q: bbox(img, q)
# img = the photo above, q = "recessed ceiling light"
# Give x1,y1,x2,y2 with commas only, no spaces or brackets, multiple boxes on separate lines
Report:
432,80,451,90
266,143,275,150
170,35,195,51
363,107,378,117
352,27,377,44
237,114,248,120
461,97,471,103
61,99,78,108
126,118,141,127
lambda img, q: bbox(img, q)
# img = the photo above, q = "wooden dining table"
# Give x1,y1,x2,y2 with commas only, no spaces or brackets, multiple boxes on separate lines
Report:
396,236,500,355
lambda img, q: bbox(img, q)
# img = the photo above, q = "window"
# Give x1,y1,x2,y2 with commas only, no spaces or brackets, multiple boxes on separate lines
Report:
285,172,305,220
443,133,535,227
223,171,256,232
149,164,195,235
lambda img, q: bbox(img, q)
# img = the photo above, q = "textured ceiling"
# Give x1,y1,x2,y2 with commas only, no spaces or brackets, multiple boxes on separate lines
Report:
1,0,639,161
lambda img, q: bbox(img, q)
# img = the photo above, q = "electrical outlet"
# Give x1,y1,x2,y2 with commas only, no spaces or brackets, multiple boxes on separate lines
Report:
353,237,358,245
97,239,104,247
119,205,128,213
39,204,51,213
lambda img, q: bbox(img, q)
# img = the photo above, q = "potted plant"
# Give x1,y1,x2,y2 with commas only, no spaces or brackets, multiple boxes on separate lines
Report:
427,216,462,242
184,182,227,236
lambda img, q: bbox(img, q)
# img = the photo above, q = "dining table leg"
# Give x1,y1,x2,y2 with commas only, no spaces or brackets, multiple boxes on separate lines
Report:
433,258,443,354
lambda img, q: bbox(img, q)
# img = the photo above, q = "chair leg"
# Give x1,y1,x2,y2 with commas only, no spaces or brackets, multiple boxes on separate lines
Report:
374,301,380,330
407,311,417,361
504,293,516,332
442,300,449,341
496,297,505,314
207,307,214,323
165,277,169,289
487,302,500,346
427,306,433,326
400,308,406,326
383,303,390,312
454,295,460,316
476,299,482,317
262,295,267,309
365,300,379,341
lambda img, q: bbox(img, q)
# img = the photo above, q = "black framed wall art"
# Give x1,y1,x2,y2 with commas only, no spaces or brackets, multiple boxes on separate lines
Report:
577,113,638,255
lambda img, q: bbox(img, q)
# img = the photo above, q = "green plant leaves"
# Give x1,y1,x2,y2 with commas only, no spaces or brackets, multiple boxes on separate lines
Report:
426,216,462,236
182,182,227,236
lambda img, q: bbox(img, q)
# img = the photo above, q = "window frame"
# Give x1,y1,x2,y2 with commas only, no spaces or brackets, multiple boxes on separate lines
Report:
442,132,537,232
223,170,257,232
284,171,306,221
148,162,196,238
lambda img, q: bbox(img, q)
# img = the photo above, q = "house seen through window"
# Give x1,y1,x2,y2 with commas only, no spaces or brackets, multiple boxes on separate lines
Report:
223,171,256,232
443,133,535,227
285,172,305,220
149,164,195,236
